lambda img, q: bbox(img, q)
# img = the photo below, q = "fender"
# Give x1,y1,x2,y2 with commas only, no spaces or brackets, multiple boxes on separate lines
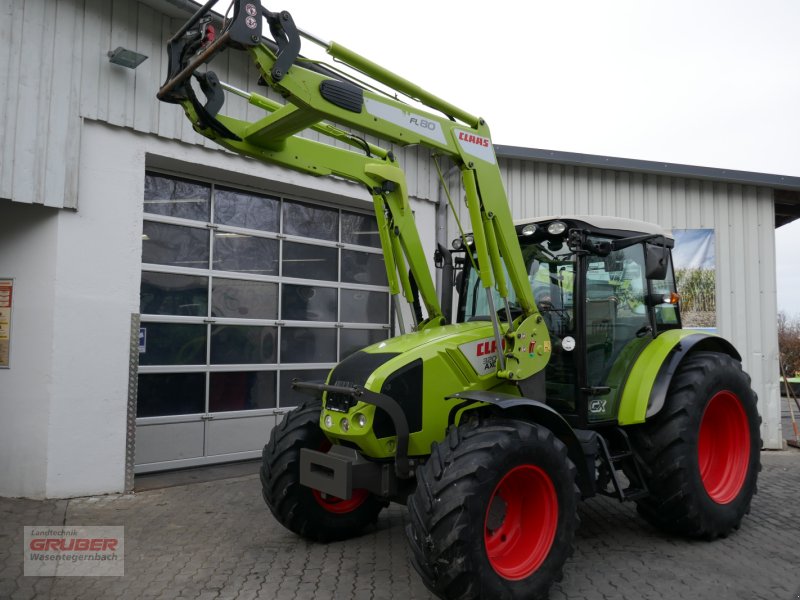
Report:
448,390,595,498
617,330,741,425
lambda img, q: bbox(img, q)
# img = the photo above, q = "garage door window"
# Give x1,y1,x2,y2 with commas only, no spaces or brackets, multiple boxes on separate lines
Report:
138,172,390,418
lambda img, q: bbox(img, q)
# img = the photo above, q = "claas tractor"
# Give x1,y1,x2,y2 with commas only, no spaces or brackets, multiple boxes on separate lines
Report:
157,3,761,598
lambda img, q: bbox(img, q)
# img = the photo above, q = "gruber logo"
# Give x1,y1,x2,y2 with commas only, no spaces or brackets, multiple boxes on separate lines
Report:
29,538,118,552
457,131,490,148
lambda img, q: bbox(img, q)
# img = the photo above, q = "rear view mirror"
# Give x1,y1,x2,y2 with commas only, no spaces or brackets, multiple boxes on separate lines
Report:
645,243,669,280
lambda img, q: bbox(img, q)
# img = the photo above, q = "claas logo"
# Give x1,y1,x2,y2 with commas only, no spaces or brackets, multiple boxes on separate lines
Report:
458,131,490,148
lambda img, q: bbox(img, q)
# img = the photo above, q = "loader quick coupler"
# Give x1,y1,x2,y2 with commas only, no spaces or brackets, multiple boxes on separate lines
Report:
293,380,412,500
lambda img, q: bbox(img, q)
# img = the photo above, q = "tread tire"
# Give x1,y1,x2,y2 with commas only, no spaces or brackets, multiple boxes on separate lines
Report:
630,351,761,539
406,417,579,600
260,400,386,542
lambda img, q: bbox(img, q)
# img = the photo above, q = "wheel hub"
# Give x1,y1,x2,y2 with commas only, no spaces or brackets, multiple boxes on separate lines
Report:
484,464,559,580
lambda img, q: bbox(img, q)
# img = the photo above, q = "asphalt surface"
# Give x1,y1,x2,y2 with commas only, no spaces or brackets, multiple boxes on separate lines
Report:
1,449,799,600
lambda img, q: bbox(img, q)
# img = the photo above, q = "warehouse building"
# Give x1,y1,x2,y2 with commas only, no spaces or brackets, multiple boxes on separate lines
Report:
1,0,798,498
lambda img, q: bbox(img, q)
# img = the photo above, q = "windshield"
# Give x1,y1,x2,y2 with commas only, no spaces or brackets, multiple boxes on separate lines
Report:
461,239,575,332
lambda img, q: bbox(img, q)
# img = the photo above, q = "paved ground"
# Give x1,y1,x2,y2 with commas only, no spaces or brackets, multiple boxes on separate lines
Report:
1,449,799,600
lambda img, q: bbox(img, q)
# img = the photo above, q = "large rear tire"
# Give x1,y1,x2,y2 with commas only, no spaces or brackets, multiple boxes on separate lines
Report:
630,351,761,539
260,400,386,542
406,417,579,600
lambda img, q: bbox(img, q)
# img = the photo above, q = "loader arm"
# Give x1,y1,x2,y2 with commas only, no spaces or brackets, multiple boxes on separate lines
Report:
157,0,548,380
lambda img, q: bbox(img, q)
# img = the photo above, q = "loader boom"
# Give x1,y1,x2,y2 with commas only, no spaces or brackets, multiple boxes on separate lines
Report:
157,0,548,381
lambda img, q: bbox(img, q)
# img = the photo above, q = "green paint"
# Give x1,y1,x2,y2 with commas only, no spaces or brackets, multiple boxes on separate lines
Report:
617,329,718,425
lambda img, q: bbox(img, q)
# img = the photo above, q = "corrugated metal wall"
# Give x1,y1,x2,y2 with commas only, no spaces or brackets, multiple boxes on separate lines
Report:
447,160,782,448
0,0,441,208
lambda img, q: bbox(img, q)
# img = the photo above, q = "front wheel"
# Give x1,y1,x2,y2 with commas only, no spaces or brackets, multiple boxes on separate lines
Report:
630,351,761,539
406,418,579,600
260,400,386,542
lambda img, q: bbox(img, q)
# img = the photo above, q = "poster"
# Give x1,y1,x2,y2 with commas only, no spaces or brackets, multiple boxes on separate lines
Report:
671,230,716,331
0,278,12,368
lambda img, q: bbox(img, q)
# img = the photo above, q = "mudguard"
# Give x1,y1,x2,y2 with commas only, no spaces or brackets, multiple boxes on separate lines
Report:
449,390,595,498
617,330,741,425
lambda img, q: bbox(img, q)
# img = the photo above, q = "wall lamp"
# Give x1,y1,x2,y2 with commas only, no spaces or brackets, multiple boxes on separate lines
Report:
108,47,148,69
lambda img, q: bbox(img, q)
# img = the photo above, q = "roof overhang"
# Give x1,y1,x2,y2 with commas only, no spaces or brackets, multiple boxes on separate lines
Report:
496,145,800,228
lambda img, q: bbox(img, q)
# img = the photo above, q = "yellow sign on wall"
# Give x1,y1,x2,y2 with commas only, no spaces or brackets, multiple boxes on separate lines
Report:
0,278,13,368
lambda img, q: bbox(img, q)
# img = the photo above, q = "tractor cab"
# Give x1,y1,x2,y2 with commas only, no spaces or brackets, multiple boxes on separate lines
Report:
456,215,680,426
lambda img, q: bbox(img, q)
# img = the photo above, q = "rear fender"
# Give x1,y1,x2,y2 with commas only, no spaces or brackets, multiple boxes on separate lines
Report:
618,330,741,425
449,390,594,498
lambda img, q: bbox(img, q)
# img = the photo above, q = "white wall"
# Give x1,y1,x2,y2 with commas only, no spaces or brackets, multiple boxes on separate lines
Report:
0,202,60,497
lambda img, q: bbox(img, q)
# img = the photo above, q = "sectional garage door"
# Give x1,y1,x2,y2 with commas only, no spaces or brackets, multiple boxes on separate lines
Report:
135,171,390,472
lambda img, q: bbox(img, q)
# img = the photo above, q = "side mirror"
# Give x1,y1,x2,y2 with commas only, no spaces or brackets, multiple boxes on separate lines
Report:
645,243,669,280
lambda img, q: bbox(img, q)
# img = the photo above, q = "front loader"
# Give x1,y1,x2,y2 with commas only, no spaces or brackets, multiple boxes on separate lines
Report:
157,3,761,598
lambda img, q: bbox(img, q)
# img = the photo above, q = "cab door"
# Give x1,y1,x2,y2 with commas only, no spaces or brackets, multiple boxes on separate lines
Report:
582,240,652,423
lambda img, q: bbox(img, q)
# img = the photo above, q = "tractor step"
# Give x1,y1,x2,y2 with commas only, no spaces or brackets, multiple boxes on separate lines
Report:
594,429,649,502
619,486,648,501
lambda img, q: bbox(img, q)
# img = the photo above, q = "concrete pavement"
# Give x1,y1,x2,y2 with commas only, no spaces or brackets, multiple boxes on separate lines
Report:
1,450,799,600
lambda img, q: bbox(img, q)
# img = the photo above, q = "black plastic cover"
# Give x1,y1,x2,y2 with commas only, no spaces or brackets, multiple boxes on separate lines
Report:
319,80,364,113
325,351,398,412
374,360,423,437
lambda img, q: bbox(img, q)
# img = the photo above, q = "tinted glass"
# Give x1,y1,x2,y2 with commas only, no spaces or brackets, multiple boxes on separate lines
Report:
341,211,381,248
138,323,207,366
214,187,279,232
213,232,279,275
340,329,389,359
281,327,337,363
210,325,277,364
279,369,331,407
282,242,338,281
341,250,387,286
209,371,276,412
283,200,338,241
140,272,208,316
137,373,205,417
211,278,277,320
142,222,209,268
282,284,337,322
340,289,389,323
143,173,210,221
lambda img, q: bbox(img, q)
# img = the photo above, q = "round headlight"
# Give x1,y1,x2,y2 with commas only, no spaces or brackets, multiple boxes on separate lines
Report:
323,414,333,429
465,234,475,246
547,221,567,235
452,237,463,250
354,413,368,428
521,223,537,236
340,417,350,432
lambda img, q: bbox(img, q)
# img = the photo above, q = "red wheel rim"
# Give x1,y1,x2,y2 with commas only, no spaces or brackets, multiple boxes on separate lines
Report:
484,465,559,580
312,487,369,514
311,439,369,514
697,390,751,504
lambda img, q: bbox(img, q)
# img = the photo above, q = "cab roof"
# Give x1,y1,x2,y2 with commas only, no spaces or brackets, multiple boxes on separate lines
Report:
514,215,674,240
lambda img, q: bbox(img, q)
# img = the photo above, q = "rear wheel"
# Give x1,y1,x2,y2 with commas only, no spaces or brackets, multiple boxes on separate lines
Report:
406,417,579,600
260,400,386,542
630,351,761,538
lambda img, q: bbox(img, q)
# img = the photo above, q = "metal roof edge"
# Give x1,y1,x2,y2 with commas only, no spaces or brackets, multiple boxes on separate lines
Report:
140,0,205,19
494,145,800,192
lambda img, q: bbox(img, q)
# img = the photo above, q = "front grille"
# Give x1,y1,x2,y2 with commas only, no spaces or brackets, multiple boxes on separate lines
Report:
326,380,357,413
323,351,399,413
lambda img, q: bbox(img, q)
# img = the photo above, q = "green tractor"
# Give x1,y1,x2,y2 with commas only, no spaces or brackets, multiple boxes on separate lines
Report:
158,3,760,598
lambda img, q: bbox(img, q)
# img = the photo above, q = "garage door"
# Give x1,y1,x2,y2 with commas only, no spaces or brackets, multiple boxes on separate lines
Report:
135,171,390,472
